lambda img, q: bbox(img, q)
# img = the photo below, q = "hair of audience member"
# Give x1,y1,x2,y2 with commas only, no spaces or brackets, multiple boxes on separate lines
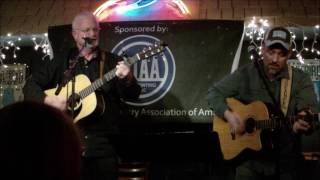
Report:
0,101,82,180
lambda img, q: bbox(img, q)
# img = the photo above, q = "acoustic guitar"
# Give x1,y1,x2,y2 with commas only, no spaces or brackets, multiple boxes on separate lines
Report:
45,43,167,123
213,98,319,160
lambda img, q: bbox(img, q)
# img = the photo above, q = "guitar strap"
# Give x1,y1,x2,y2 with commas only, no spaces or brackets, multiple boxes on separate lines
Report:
100,50,106,78
254,60,291,118
280,65,293,116
96,50,107,115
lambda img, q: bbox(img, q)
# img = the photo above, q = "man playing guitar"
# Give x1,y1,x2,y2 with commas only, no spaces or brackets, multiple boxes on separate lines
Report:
207,26,318,180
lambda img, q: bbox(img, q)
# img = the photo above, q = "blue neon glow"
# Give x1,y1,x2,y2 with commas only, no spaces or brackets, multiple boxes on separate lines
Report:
116,0,157,14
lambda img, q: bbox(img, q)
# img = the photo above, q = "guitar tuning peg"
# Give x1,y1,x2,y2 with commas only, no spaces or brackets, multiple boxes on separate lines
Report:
121,51,128,58
161,42,168,47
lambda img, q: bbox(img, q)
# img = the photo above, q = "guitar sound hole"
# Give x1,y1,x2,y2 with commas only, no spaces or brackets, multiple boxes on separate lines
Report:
246,118,255,133
66,93,82,119
67,93,82,110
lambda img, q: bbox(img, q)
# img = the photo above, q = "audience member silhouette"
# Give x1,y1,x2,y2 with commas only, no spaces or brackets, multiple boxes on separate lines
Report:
0,101,82,180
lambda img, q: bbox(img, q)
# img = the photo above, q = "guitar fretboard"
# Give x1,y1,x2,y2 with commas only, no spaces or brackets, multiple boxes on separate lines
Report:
255,120,280,129
78,69,117,98
77,53,141,99
254,113,319,130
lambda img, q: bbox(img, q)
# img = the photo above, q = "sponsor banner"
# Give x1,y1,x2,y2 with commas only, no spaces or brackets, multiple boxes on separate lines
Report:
100,20,244,123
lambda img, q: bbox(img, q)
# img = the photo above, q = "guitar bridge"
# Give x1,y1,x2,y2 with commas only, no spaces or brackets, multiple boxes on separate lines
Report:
230,128,236,140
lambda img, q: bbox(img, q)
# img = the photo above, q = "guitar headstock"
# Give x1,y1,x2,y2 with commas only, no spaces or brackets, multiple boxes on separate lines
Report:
136,42,167,60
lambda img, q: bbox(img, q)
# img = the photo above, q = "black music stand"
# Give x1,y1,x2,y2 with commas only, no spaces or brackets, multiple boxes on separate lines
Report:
109,130,224,180
109,128,223,162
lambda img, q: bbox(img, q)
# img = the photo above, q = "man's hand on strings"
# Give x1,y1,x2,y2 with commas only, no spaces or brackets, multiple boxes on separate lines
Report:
293,110,312,134
44,96,67,111
115,61,130,79
224,109,245,135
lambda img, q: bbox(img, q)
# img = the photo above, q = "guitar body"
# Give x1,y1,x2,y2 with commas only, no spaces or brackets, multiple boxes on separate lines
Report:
213,98,270,160
44,74,97,123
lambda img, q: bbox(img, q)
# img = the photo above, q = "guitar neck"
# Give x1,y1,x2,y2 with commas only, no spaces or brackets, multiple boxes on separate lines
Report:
255,120,280,130
77,55,138,99
255,113,320,130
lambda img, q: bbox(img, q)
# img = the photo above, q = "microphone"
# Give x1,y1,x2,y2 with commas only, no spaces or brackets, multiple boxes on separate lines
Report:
247,44,260,61
82,37,95,48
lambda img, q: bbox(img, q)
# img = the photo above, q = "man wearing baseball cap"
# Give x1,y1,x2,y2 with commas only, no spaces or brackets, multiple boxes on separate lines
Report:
262,26,293,80
207,26,318,179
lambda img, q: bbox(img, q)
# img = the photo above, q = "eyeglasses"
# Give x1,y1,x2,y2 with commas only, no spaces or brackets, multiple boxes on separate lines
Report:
74,27,100,33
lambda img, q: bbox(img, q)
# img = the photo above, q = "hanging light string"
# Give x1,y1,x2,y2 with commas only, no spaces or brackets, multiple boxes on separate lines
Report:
311,25,320,58
0,40,6,65
31,33,53,60
245,17,269,60
289,24,308,64
0,33,53,63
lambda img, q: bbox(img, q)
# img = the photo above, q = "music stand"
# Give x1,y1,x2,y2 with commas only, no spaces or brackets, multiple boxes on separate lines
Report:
109,130,223,162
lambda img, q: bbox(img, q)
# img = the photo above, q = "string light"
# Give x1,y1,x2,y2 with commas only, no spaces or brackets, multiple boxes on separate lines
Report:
245,17,269,60
291,24,308,63
0,33,53,63
311,25,320,59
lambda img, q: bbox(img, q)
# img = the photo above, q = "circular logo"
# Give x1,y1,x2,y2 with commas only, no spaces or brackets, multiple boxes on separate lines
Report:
111,35,175,106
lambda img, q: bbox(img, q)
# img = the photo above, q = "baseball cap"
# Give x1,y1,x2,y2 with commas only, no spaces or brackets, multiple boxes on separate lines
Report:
264,27,292,50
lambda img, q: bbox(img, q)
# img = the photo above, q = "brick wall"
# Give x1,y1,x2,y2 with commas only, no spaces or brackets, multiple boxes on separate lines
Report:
0,0,319,35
